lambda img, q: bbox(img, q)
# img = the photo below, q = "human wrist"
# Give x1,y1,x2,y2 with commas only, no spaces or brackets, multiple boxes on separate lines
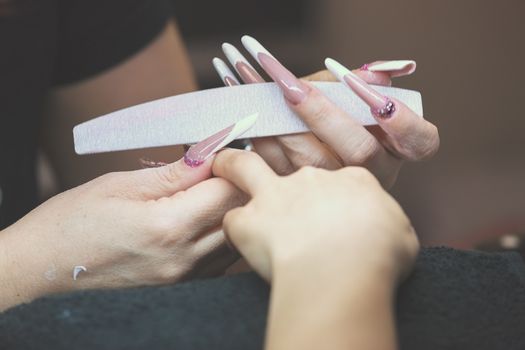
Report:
0,225,56,310
268,258,397,350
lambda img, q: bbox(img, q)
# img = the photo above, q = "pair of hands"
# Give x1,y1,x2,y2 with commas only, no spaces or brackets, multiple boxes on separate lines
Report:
0,61,434,310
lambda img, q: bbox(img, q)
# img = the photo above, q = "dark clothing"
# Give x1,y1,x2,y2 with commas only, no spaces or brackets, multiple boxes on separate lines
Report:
1,247,524,350
0,0,171,229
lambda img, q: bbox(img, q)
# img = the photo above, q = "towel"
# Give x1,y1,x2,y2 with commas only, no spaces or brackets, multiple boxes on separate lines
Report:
1,247,524,350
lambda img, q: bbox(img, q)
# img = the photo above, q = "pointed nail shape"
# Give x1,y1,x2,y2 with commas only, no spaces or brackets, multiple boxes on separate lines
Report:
325,58,396,118
184,113,258,167
213,57,240,86
362,60,416,77
241,35,309,105
222,43,265,84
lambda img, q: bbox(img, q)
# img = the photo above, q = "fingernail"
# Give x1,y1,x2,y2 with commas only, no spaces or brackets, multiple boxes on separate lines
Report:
212,57,240,86
361,60,416,77
184,113,258,167
325,58,396,118
241,35,310,105
222,43,265,84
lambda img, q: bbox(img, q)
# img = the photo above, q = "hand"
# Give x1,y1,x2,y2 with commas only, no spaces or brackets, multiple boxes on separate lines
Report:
215,37,439,188
0,156,245,310
213,149,419,285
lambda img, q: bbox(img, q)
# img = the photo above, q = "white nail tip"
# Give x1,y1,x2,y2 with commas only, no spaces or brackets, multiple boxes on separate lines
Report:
222,42,252,67
212,57,239,84
367,60,417,74
210,113,259,156
324,58,352,82
241,35,274,63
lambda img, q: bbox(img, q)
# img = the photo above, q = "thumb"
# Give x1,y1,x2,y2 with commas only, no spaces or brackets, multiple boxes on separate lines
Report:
102,156,215,200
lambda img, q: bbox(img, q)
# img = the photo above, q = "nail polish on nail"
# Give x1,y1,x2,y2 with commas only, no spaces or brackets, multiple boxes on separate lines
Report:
241,35,309,105
184,113,258,167
212,57,240,86
325,58,396,118
222,43,265,84
361,60,416,77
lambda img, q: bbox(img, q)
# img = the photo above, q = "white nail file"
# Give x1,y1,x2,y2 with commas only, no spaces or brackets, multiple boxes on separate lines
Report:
73,82,423,155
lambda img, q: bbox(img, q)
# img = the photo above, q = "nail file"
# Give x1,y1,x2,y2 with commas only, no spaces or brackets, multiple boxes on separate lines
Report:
73,81,423,155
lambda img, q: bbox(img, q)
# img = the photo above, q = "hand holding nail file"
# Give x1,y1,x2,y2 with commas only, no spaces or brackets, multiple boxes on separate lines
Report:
73,82,422,155
73,38,423,155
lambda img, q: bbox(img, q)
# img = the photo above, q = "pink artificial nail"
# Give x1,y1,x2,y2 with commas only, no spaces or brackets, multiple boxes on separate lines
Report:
222,43,265,84
241,36,309,105
212,57,240,86
325,58,396,118
184,113,258,167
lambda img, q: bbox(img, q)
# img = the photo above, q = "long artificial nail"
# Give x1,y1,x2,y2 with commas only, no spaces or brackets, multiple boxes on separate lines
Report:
184,113,258,167
222,43,265,84
361,60,416,77
325,58,396,118
213,57,240,86
241,35,309,105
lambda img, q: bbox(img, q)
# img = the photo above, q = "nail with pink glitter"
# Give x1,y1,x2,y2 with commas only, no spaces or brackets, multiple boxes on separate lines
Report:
241,35,310,105
325,58,396,118
184,113,258,167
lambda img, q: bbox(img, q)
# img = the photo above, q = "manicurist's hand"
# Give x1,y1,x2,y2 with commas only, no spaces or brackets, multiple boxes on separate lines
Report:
0,155,245,311
213,149,419,283
215,36,439,188
213,148,419,350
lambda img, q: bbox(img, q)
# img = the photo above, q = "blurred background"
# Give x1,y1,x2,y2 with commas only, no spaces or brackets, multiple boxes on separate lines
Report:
171,0,525,248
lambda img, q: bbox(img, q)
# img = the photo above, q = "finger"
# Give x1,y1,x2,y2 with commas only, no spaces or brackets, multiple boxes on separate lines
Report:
159,177,249,237
302,68,391,86
370,98,440,160
302,69,338,82
216,46,294,175
222,42,265,84
276,133,342,171
325,58,439,161
212,149,276,196
252,137,295,176
99,156,214,200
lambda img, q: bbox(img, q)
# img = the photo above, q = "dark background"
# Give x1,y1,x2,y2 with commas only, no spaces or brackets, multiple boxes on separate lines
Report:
172,0,525,247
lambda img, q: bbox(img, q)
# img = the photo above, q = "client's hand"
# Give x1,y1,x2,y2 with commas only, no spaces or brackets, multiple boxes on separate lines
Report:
213,149,419,284
215,36,439,188
0,155,245,310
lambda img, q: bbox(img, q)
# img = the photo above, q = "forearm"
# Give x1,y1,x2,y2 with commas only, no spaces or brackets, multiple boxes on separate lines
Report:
266,264,397,350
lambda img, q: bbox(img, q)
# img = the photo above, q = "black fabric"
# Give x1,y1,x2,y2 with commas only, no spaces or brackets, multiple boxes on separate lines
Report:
0,0,172,229
1,247,524,349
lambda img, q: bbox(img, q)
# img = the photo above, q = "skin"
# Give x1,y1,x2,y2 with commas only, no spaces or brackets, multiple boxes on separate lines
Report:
213,149,419,350
0,19,436,314
239,65,439,188
0,157,247,311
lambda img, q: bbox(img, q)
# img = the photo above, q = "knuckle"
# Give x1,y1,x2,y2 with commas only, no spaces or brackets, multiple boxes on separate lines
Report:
306,93,335,124
341,166,376,183
296,165,319,177
343,136,382,166
154,164,184,190
157,264,185,283
402,123,440,161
